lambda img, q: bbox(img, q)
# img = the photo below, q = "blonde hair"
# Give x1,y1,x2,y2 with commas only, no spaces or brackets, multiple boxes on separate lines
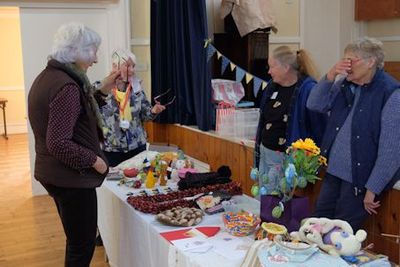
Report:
344,37,385,69
272,46,320,80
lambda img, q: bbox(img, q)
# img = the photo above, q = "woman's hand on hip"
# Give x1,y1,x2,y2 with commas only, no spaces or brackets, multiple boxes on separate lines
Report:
363,189,380,215
92,156,108,174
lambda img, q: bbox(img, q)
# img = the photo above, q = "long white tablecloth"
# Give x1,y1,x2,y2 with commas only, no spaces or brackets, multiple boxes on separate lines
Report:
97,175,260,267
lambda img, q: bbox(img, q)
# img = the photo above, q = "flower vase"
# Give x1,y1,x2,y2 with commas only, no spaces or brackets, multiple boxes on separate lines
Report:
260,195,310,232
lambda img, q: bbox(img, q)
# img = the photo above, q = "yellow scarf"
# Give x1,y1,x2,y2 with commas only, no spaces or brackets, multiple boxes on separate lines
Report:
113,84,132,121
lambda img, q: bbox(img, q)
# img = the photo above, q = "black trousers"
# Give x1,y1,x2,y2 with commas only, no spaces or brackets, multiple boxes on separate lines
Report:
42,183,97,267
103,144,146,167
313,173,369,231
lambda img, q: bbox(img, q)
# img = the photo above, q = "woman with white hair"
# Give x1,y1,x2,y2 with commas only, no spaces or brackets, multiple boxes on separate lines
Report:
95,49,166,166
307,37,400,230
28,22,119,266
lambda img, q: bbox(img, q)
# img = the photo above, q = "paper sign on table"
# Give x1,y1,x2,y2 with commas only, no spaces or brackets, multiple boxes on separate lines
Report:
171,237,213,253
160,228,199,243
208,231,253,261
160,226,221,244
194,226,220,237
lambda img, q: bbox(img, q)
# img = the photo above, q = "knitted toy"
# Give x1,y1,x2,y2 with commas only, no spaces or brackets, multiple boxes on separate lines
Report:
290,217,367,257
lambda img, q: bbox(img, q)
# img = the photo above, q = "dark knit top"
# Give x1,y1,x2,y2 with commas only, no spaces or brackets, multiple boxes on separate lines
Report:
28,59,108,188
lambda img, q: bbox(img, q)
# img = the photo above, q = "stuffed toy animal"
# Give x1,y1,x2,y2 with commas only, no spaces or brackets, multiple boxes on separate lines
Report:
290,217,367,257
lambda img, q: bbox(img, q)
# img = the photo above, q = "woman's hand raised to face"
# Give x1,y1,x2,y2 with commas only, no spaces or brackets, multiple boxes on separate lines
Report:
327,58,352,81
99,70,121,95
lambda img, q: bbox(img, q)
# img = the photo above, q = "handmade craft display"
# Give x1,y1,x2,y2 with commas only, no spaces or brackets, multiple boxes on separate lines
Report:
117,151,198,189
290,217,367,257
256,222,288,241
156,206,203,227
251,138,327,232
178,165,232,190
127,181,242,214
222,211,260,237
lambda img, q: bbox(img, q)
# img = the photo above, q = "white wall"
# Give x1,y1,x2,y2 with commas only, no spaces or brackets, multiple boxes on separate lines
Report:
302,0,341,75
5,0,130,196
130,0,151,96
303,0,365,75
0,7,27,135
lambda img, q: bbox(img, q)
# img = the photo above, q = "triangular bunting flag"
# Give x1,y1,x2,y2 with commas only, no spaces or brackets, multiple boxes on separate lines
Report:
253,77,263,97
221,57,229,74
245,73,253,84
206,45,216,62
230,62,236,71
236,67,246,82
217,52,222,59
262,81,268,90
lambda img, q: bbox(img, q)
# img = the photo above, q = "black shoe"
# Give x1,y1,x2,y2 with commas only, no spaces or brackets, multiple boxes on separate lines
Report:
95,234,103,246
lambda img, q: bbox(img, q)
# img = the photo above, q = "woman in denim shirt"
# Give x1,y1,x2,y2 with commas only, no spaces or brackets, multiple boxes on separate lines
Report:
96,49,166,167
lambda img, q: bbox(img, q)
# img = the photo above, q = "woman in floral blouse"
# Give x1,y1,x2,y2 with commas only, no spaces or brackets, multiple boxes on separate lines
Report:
96,49,165,167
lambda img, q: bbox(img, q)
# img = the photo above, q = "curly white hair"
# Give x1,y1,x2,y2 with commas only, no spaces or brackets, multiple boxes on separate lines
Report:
50,22,101,64
112,49,137,65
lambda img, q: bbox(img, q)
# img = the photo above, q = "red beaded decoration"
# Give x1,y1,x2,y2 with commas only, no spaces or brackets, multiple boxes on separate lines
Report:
127,181,242,214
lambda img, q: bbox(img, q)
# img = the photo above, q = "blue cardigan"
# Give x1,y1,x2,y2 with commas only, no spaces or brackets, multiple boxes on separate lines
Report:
254,75,326,168
308,70,400,194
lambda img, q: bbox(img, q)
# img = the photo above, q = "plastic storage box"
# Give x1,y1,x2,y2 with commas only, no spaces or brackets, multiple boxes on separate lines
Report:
216,108,259,140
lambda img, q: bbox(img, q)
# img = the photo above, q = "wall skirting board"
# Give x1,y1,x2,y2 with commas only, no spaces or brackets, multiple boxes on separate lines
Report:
0,122,27,134
0,86,24,91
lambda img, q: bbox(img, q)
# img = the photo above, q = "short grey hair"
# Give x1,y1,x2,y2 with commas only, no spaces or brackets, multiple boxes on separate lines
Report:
50,22,101,64
344,37,385,69
112,49,137,66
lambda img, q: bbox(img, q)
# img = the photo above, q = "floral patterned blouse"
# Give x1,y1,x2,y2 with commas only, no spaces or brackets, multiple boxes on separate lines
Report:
100,83,155,153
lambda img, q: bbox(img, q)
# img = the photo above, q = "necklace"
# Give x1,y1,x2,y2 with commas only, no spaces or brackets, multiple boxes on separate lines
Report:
112,83,132,115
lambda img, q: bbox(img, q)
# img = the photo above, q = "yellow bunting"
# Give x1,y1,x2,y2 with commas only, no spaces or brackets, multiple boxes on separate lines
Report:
262,81,268,90
245,73,253,84
209,43,271,89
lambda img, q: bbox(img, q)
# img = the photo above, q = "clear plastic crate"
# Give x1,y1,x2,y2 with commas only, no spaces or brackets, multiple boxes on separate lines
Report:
216,108,259,140
216,112,235,137
233,108,259,140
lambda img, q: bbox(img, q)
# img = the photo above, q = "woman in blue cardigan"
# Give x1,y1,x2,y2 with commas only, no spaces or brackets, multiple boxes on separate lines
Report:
307,37,400,230
255,46,326,195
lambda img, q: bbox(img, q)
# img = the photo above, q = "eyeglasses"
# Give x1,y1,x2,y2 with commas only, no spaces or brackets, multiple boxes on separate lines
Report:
154,88,176,106
344,57,364,65
112,52,130,85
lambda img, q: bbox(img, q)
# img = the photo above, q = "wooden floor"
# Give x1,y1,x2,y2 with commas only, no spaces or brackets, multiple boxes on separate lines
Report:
0,134,108,267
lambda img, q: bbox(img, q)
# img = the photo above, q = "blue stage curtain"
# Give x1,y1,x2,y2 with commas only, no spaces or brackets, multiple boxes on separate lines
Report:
151,0,214,131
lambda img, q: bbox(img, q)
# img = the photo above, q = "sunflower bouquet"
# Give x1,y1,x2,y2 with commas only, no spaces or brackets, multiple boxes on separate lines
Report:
269,138,327,218
251,138,327,220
